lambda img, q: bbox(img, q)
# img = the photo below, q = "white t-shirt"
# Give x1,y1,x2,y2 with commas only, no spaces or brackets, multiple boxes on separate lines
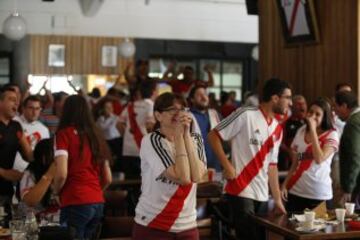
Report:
120,99,155,157
96,114,121,140
288,126,339,200
14,115,50,149
215,107,283,202
135,131,206,232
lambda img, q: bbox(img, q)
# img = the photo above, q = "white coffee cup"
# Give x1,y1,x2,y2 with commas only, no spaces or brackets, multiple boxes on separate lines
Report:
0,206,5,215
345,202,355,215
303,211,315,230
335,208,346,222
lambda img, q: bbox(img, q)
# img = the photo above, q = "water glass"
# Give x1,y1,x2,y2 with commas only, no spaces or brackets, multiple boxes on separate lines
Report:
9,220,26,240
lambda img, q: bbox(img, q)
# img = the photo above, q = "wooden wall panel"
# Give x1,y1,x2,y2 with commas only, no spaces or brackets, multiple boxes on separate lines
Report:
29,35,133,75
258,0,359,102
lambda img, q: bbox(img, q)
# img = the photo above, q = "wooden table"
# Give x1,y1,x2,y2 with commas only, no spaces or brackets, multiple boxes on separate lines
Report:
252,213,360,240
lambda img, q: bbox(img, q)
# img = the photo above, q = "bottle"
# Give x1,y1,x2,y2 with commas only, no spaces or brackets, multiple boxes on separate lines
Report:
25,210,38,240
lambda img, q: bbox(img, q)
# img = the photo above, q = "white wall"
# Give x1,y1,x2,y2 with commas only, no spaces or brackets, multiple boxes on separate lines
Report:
0,0,258,43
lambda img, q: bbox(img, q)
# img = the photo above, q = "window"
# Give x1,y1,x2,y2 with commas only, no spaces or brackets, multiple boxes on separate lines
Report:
28,75,118,96
0,56,10,85
149,58,243,101
222,61,242,100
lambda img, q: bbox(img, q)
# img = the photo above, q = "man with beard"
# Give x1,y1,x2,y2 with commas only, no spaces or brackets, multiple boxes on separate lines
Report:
208,78,291,240
189,86,221,171
0,87,33,218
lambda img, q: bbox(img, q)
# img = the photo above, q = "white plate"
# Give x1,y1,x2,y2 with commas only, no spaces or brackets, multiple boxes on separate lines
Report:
296,224,326,233
0,228,10,236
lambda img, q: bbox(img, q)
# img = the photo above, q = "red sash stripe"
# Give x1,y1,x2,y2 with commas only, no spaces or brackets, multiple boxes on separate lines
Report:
128,103,144,148
286,130,332,190
148,184,193,231
289,0,302,35
225,124,283,196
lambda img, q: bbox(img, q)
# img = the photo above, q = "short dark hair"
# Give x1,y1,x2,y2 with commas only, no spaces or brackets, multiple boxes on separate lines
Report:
261,78,291,102
335,83,352,92
53,91,68,103
310,98,334,131
0,86,16,100
3,83,20,91
140,80,157,99
184,65,194,72
335,91,358,109
135,59,149,68
188,85,206,100
23,95,41,107
220,91,230,105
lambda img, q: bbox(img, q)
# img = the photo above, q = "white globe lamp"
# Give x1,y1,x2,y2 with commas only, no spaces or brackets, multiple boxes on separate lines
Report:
3,12,27,41
251,45,259,61
119,38,136,58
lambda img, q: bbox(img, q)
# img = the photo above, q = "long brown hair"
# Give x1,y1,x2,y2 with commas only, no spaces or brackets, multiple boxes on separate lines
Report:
57,95,111,165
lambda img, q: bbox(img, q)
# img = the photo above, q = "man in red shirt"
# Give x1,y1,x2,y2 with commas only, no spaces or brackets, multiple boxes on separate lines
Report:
164,64,214,97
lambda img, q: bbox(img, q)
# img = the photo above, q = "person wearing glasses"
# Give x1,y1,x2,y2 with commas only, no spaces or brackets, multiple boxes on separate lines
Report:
208,78,291,240
132,92,207,240
14,95,50,150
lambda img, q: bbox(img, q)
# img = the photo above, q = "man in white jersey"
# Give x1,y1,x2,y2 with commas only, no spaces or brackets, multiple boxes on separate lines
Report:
15,95,50,150
208,78,291,240
14,95,50,172
119,80,157,179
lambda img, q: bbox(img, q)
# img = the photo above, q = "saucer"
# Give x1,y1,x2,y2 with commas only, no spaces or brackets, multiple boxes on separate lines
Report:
0,228,10,236
295,224,326,233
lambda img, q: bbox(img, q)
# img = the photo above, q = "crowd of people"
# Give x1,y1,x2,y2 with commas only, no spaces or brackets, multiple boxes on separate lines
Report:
0,58,360,240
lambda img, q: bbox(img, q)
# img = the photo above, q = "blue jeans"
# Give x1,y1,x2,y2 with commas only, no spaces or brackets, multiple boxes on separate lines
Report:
60,203,104,240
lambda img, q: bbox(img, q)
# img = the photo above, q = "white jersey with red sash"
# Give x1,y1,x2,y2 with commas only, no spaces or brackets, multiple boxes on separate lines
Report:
215,107,283,201
120,99,154,157
286,126,339,200
135,131,206,232
14,115,50,149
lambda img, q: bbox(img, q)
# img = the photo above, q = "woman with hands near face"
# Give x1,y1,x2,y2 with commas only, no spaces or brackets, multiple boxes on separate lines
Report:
132,93,207,240
281,98,339,212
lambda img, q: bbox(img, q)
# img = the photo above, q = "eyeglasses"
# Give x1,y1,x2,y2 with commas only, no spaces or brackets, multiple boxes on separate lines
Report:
161,107,188,114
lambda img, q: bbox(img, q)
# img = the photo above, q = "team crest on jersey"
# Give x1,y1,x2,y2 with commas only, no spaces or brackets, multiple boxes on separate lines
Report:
155,175,177,185
297,152,313,161
250,137,263,146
